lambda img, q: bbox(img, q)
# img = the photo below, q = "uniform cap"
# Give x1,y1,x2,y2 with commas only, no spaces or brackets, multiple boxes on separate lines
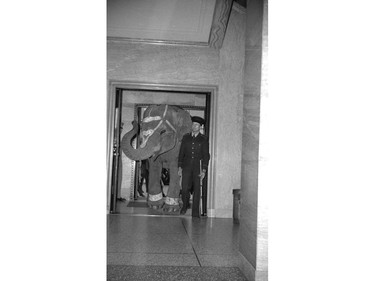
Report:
191,116,205,125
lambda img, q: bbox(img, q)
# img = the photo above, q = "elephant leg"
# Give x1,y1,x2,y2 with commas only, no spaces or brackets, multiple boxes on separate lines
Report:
147,160,164,209
163,161,181,213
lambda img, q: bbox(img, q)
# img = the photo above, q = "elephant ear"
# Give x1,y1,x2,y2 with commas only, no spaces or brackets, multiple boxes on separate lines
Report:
174,108,192,141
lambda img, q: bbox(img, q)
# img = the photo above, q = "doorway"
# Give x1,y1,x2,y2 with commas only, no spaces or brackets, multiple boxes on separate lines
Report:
131,103,208,202
107,82,217,215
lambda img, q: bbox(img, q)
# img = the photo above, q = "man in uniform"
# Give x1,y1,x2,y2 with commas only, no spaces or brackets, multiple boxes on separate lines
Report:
178,116,210,217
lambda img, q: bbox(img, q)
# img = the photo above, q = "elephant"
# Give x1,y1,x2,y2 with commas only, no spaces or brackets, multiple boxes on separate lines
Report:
121,104,192,213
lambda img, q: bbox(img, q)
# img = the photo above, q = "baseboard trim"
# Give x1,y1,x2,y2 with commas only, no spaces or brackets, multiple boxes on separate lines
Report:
207,208,233,218
239,252,255,281
213,208,232,218
238,253,268,281
207,208,215,217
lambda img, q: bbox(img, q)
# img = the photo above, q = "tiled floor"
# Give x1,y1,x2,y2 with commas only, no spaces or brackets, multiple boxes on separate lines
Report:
107,200,247,280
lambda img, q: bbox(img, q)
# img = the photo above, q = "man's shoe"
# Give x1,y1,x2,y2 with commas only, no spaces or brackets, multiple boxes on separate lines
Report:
180,209,187,215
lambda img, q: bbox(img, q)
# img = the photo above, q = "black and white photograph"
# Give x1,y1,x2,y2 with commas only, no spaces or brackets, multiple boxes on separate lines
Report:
2,1,375,281
106,0,267,280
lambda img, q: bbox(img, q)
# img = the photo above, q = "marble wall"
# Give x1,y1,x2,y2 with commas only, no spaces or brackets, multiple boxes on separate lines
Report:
215,4,246,217
239,0,268,280
107,3,246,217
107,43,219,85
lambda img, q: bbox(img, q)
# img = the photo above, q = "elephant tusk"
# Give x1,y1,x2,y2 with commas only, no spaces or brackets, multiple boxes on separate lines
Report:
143,129,154,137
140,141,147,148
140,133,152,148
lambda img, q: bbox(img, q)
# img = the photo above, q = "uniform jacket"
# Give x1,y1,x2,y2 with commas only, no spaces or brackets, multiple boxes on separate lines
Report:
178,133,209,171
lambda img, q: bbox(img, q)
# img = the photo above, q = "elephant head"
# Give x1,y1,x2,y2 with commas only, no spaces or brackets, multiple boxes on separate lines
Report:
121,104,192,161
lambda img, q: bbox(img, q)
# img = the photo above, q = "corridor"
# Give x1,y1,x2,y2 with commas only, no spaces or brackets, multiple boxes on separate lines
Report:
107,202,247,281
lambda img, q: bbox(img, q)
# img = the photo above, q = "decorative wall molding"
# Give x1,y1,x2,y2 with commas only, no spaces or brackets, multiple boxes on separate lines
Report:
208,0,234,49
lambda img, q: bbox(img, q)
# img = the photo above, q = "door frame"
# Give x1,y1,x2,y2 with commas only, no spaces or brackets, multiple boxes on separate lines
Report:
107,81,218,215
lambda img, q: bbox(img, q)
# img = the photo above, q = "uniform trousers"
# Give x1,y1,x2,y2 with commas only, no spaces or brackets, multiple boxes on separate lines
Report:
181,162,201,217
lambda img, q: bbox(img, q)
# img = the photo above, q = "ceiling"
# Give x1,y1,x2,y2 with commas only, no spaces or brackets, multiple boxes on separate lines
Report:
107,0,245,49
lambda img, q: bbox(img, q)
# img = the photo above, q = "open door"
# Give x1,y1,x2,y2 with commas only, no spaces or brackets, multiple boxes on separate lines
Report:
109,89,123,213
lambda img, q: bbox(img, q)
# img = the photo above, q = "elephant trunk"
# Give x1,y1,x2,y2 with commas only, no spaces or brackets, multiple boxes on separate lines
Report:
121,121,155,161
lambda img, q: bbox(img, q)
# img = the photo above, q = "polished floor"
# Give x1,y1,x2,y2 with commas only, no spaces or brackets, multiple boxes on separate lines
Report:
107,200,247,280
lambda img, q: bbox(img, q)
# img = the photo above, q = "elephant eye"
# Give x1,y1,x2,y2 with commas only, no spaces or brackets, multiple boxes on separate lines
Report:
160,129,166,135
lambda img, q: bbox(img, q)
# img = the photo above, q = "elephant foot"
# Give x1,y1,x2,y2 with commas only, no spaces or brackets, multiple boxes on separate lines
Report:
147,198,164,210
162,204,181,214
162,197,181,214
